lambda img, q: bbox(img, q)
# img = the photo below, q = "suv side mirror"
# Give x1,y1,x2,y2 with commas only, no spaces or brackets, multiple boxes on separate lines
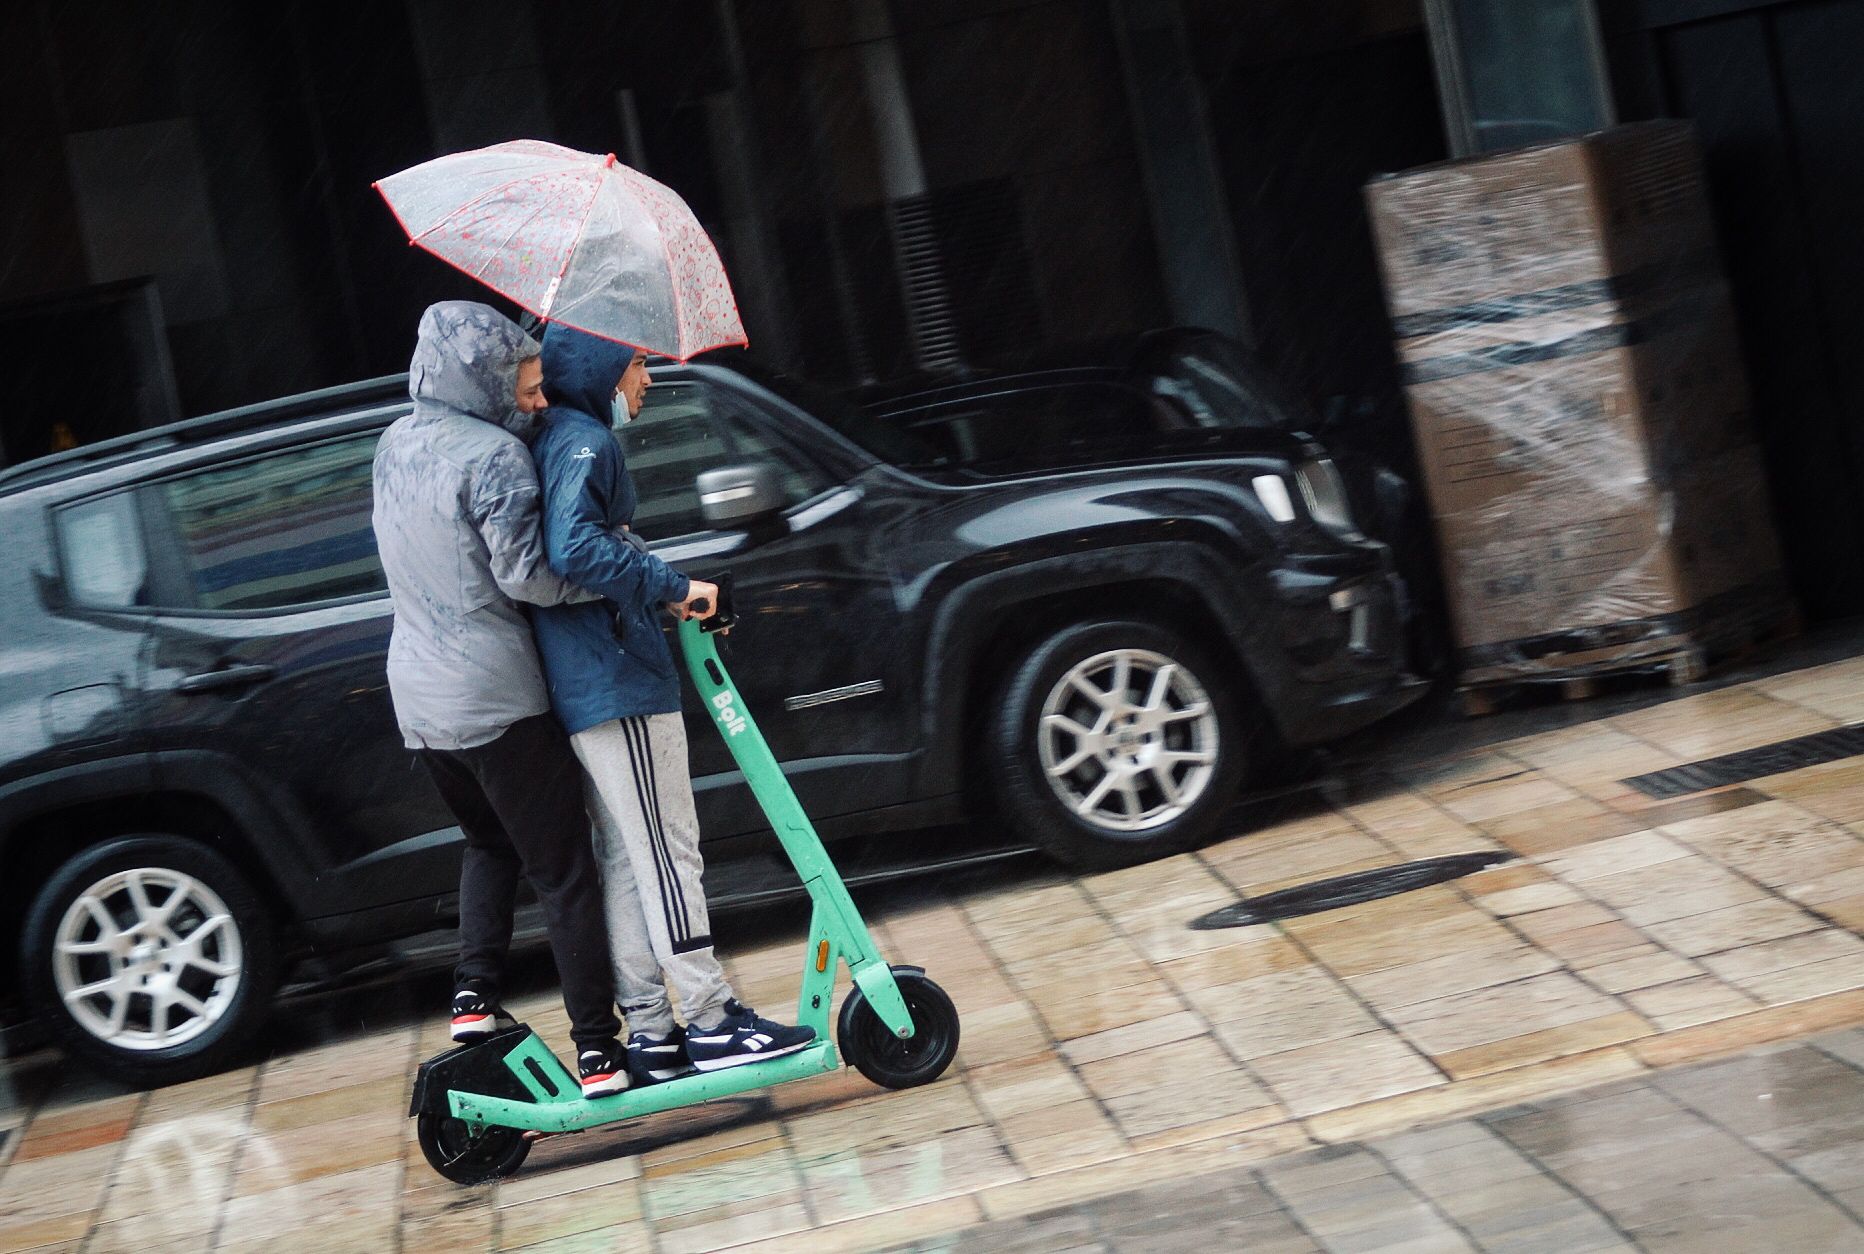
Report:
697,463,785,530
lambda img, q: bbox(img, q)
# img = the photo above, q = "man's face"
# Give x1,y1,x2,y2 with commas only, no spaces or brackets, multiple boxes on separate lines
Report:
515,357,548,415
616,352,650,420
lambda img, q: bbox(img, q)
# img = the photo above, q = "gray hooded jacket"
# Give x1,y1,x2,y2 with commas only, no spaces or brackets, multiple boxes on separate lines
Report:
373,301,584,750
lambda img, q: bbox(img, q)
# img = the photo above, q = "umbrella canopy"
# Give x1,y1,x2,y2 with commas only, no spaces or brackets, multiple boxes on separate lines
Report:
374,140,746,360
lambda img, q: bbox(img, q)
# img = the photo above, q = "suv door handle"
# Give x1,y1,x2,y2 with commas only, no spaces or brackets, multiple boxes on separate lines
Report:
175,664,277,693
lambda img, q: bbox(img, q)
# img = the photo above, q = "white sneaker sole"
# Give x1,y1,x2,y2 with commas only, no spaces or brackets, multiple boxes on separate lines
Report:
688,1040,813,1072
581,1073,630,1098
451,1014,511,1042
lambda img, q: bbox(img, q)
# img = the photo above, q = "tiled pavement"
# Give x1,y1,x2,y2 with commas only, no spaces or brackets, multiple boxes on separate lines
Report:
4,653,1864,1251
920,1029,1864,1252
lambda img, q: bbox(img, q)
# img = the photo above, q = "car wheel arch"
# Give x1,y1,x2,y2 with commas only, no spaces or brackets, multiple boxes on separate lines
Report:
0,775,300,973
915,551,1287,798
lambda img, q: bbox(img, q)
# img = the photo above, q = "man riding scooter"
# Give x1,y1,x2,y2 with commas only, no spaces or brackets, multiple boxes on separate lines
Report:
372,302,629,1098
530,324,814,1082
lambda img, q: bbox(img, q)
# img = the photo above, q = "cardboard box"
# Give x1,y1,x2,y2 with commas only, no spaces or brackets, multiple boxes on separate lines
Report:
1367,121,1719,323
1366,123,1792,681
1398,289,1752,520
1436,445,1783,664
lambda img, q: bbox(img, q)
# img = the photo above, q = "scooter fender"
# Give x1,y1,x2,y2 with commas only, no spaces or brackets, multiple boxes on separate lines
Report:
409,1025,561,1118
852,962,921,1040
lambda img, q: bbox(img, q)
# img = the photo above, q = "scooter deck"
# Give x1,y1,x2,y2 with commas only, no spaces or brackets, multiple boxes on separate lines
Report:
451,1040,839,1134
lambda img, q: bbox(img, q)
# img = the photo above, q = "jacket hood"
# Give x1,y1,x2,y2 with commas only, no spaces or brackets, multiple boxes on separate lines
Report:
409,301,541,438
540,322,638,421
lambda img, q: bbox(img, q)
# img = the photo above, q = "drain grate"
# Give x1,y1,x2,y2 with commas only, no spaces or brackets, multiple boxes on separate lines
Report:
1190,852,1513,929
1622,725,1864,799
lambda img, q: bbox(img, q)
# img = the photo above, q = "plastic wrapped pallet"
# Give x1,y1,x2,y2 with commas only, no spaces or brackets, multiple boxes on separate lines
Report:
1366,121,1792,684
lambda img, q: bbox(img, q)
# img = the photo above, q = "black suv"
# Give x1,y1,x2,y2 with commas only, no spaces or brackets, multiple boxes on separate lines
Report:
0,348,1419,1084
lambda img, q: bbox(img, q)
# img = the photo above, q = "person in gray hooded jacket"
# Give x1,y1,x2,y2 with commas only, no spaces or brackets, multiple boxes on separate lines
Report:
372,300,628,1096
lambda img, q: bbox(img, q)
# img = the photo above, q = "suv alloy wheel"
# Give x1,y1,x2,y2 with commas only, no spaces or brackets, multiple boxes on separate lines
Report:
990,620,1248,870
22,836,279,1087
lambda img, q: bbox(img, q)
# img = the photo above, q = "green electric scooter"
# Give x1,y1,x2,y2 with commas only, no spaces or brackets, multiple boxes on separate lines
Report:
409,576,960,1185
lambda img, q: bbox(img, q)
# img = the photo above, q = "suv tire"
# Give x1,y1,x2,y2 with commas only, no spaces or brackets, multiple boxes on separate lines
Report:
22,836,279,1087
990,620,1247,870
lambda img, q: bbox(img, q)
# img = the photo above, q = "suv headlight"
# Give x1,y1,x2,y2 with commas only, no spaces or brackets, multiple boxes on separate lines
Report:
1296,458,1361,540
1251,474,1296,523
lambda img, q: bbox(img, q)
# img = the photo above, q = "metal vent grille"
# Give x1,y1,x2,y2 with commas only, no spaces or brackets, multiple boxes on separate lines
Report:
889,195,965,372
1622,725,1864,799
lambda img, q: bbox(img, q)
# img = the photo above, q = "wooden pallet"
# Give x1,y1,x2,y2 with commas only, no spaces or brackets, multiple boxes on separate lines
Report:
1456,603,1802,718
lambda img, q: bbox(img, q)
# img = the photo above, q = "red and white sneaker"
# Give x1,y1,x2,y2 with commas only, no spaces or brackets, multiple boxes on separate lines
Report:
450,988,516,1042
578,1042,630,1098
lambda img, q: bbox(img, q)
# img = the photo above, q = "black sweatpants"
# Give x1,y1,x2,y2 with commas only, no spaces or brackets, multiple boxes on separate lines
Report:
420,712,620,1052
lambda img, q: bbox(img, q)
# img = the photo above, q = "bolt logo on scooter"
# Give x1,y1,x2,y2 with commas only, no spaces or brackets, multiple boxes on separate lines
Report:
409,575,960,1185
711,689,749,738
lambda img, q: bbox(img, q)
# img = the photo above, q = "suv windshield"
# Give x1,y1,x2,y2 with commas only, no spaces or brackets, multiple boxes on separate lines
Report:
881,381,1205,474
726,359,945,468
1148,334,1310,433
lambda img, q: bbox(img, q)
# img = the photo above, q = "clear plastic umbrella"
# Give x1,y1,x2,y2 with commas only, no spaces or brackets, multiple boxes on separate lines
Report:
374,139,746,360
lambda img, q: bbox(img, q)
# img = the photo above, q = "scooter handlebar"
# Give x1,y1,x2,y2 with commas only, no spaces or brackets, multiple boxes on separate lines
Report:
691,572,736,634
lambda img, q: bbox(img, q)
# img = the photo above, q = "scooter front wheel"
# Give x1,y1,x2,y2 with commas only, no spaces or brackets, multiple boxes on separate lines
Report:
417,1112,531,1185
838,968,960,1090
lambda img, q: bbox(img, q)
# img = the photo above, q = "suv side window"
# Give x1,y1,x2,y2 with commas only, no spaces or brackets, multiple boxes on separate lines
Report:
615,382,832,539
59,433,386,612
57,490,151,607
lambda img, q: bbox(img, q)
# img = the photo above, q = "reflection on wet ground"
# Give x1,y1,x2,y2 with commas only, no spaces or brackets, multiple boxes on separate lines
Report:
3,642,1864,1250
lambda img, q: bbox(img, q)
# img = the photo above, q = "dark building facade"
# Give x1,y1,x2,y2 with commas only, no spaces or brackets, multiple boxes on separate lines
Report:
2,0,1860,613
1605,0,1864,618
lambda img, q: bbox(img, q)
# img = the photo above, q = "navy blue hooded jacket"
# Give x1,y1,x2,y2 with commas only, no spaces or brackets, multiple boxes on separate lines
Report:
531,325,691,733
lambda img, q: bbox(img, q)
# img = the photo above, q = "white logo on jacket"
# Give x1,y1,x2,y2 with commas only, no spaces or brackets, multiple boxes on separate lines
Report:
572,447,596,460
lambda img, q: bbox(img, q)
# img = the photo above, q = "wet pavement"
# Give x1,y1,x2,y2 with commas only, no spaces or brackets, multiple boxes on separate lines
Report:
3,644,1864,1251
920,1029,1864,1253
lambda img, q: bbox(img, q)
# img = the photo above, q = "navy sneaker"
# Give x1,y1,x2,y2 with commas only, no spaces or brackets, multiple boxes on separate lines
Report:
578,1041,630,1097
627,1026,692,1085
450,988,516,1042
685,1001,816,1072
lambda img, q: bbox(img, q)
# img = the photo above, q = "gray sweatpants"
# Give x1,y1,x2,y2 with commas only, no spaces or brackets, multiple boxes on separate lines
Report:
571,713,735,1037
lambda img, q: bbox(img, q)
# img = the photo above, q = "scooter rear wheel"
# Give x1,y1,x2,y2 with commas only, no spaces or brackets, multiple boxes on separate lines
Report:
417,1112,531,1185
838,968,960,1090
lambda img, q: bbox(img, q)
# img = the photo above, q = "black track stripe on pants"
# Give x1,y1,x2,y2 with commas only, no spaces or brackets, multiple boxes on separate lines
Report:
617,717,677,945
621,716,691,948
670,933,713,955
634,716,693,937
620,717,683,946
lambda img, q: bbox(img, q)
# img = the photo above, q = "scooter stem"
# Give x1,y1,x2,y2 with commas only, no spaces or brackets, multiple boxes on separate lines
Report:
677,614,915,1040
